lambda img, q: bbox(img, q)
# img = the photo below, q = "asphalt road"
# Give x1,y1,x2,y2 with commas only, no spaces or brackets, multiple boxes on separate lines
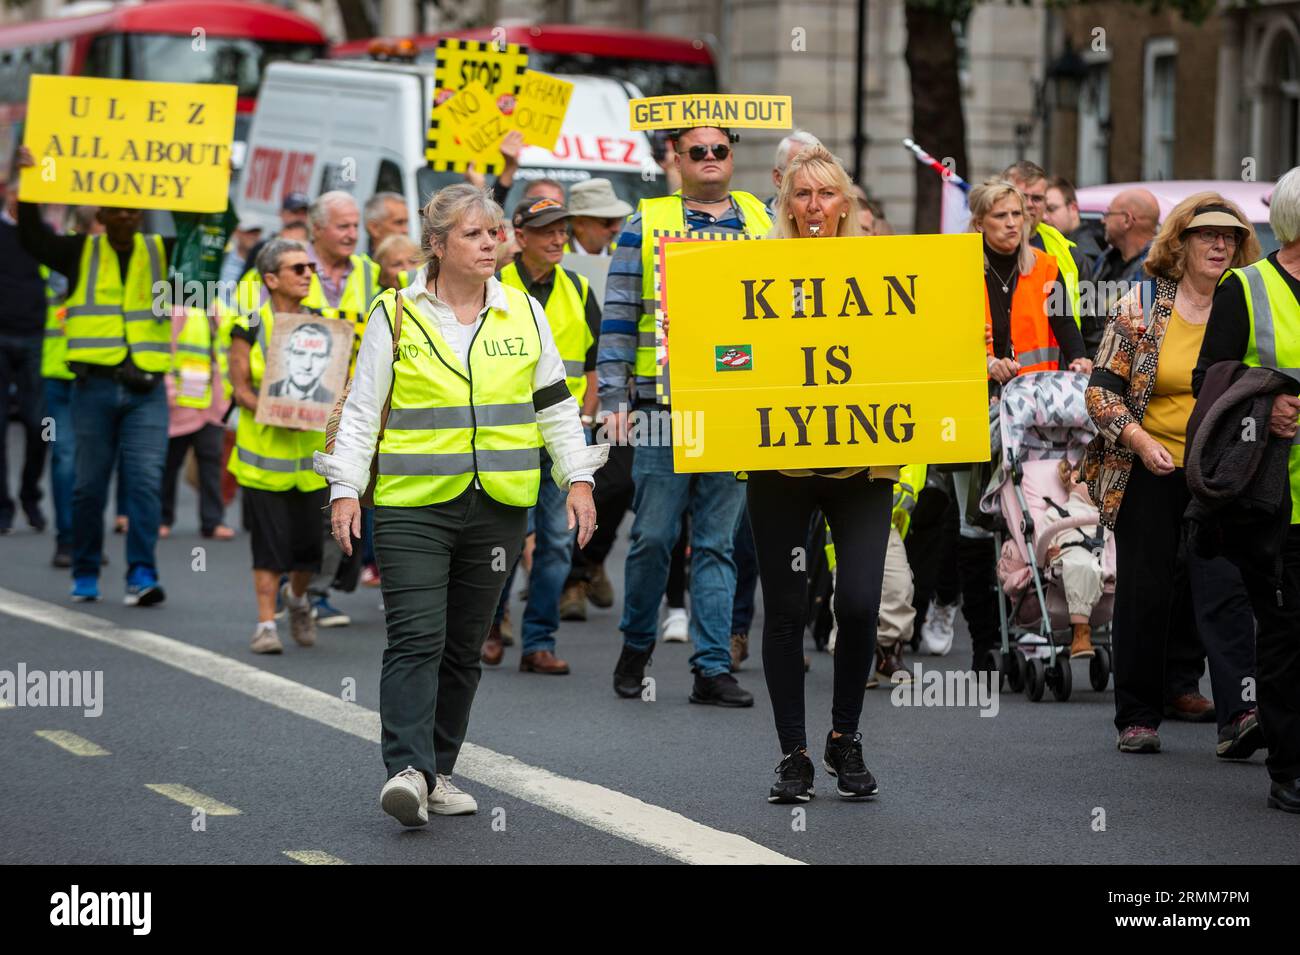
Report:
0,449,1292,864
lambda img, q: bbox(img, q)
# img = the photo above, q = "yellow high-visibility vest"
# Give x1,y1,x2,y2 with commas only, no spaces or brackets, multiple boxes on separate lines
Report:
1228,259,1300,524
635,192,771,383
499,260,591,403
226,302,327,493
40,266,74,381
1037,222,1081,329
173,307,215,410
372,285,543,508
63,234,171,372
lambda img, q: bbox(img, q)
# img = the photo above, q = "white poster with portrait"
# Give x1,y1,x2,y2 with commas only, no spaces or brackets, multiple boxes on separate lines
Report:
254,314,354,432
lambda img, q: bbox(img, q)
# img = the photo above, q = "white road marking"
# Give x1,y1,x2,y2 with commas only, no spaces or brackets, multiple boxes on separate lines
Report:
34,729,109,756
145,783,241,816
0,587,801,865
283,850,349,865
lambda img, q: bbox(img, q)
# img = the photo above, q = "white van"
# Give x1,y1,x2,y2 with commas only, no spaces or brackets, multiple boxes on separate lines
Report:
239,60,664,233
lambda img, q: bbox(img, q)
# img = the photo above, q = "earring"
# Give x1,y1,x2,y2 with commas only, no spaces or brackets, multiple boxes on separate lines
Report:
788,214,794,220
840,212,847,218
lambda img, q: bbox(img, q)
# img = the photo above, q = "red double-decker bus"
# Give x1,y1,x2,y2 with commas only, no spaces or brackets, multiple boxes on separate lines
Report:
0,0,327,173
331,23,718,98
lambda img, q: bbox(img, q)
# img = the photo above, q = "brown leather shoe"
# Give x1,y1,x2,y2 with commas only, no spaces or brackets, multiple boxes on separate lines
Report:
520,649,570,674
559,581,588,621
1069,623,1095,659
730,632,749,670
587,564,615,608
873,643,913,686
481,623,505,666
1164,691,1216,723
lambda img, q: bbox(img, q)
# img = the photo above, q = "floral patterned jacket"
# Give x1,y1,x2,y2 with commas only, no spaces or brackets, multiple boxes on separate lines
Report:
1082,275,1177,528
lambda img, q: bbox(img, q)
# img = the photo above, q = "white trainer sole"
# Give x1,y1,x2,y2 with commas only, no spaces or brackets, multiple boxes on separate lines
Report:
381,784,429,827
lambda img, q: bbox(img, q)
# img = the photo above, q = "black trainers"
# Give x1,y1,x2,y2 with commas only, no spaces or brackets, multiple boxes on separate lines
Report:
613,646,653,698
768,748,815,803
689,670,754,707
823,731,878,799
1217,708,1264,761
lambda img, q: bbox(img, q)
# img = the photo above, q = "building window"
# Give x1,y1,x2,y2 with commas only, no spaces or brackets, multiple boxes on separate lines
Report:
1143,38,1177,180
1261,28,1300,178
1077,59,1110,185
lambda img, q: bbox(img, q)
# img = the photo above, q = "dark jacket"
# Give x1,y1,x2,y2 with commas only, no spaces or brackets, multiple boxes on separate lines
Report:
0,216,47,337
1184,361,1298,582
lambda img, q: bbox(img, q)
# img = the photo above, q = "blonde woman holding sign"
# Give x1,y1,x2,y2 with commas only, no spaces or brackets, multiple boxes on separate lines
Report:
751,146,896,804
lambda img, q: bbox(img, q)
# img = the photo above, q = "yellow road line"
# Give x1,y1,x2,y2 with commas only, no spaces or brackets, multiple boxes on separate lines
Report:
283,850,349,865
34,729,109,756
144,784,241,816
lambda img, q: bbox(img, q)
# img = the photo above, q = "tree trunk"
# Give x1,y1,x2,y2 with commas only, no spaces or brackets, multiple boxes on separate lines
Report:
904,5,968,234
335,0,377,41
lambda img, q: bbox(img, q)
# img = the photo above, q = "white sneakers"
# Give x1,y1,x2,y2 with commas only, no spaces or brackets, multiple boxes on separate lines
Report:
1016,634,1052,660
919,601,957,656
380,767,429,827
380,769,478,825
428,774,478,815
662,606,689,643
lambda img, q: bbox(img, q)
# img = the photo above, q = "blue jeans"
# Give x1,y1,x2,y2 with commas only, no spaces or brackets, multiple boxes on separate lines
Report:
44,378,76,551
620,441,746,676
521,454,574,655
71,376,168,580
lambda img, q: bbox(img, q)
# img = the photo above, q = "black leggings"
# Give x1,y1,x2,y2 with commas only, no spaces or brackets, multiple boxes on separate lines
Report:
747,470,893,754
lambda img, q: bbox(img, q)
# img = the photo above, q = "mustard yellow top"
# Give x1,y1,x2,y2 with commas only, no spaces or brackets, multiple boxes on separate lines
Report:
1143,308,1208,468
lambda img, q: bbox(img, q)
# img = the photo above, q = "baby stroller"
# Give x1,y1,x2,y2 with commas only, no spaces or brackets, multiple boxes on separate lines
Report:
978,371,1116,702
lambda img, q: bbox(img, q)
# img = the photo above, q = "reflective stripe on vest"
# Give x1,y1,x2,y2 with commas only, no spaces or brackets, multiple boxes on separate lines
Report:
373,285,543,508
635,192,772,384
1037,223,1081,329
499,261,592,403
173,308,215,409
41,265,75,381
1232,260,1300,523
985,248,1063,376
64,234,170,371
226,302,327,493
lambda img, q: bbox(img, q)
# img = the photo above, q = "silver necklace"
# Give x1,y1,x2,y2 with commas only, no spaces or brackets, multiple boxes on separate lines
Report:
988,262,1015,294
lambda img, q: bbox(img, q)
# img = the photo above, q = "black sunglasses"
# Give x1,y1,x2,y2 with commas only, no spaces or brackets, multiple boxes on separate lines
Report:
677,144,731,162
280,262,317,276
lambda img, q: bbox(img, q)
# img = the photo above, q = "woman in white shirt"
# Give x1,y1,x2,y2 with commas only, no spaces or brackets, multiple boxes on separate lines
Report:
315,184,605,828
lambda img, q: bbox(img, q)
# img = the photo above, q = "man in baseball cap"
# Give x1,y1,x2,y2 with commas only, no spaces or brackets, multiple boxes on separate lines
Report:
566,179,634,256
481,195,602,675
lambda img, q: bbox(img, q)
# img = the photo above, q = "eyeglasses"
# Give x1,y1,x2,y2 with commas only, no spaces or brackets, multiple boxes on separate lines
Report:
1101,210,1130,220
677,144,731,162
280,262,317,276
1187,228,1240,247
1022,193,1046,206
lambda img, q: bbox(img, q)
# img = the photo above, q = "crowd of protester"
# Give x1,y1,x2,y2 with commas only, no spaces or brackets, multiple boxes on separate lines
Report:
3,124,1297,823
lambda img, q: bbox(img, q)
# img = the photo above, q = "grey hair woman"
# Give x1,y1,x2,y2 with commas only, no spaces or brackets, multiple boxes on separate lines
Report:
314,183,606,827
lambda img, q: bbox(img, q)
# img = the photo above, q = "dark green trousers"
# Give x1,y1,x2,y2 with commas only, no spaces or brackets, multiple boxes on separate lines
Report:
375,485,527,784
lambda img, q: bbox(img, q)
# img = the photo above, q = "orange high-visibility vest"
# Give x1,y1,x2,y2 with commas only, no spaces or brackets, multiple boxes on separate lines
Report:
984,247,1062,376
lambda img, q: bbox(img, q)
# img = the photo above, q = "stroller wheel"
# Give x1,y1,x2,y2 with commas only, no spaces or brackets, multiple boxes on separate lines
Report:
1089,646,1111,692
1052,655,1073,702
1006,648,1027,693
982,649,1005,689
1024,657,1046,702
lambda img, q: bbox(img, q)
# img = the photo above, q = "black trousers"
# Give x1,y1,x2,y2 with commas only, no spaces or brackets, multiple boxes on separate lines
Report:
0,335,46,527
375,486,528,784
1233,524,1300,782
747,471,892,754
161,423,226,533
1112,466,1256,732
570,442,634,574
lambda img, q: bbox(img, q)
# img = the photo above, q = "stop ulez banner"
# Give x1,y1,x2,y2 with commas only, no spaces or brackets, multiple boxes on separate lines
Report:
19,75,236,213
661,233,991,473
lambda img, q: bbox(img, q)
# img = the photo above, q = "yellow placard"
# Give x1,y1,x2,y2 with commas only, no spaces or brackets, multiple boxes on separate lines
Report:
629,94,793,131
508,70,573,152
426,39,529,173
433,81,513,167
662,234,991,473
19,75,235,213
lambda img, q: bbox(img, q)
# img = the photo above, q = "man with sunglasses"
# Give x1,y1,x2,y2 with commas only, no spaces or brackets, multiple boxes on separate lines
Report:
598,124,771,707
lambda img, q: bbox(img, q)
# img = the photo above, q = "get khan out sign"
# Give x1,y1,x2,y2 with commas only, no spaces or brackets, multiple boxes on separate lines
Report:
20,75,236,213
661,233,991,473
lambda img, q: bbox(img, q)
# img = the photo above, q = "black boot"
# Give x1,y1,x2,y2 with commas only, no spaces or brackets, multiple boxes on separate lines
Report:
613,646,653,698
689,670,753,707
